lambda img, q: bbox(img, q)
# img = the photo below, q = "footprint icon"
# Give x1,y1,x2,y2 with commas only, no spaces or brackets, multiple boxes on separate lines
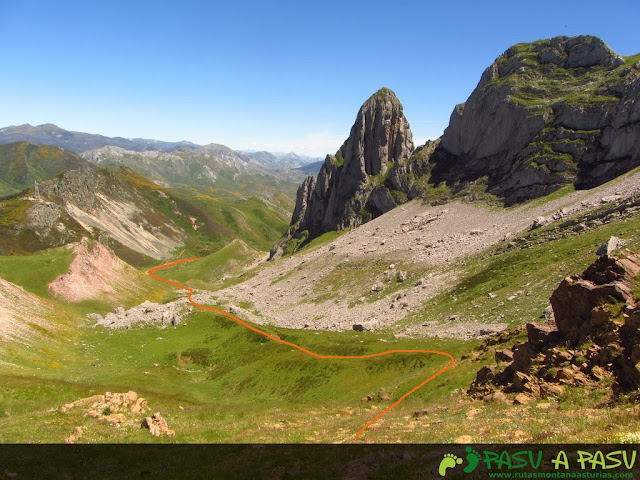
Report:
464,446,482,474
438,453,463,476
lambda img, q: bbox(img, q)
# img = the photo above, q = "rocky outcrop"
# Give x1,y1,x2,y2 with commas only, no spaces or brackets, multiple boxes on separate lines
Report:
550,251,640,344
429,35,640,205
56,390,175,439
91,299,188,329
304,87,414,232
291,175,316,226
469,248,640,401
270,88,415,258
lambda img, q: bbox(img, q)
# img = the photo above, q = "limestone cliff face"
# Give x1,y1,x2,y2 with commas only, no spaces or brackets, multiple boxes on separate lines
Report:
429,35,640,204
269,88,414,259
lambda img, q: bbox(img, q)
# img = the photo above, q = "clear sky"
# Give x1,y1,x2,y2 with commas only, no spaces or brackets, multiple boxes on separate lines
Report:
1,0,639,156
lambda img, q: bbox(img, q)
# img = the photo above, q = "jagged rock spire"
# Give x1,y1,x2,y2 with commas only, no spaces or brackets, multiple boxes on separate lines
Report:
269,87,414,259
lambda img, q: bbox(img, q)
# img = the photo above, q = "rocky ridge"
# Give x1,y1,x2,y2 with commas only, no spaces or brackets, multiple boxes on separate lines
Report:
469,245,640,404
34,166,185,259
0,123,197,154
81,144,308,186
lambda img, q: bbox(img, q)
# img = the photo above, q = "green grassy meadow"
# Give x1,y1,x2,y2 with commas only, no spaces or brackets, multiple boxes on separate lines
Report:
0,308,469,443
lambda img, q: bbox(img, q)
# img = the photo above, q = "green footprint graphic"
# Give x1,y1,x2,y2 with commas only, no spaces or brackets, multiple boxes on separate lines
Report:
464,446,482,474
439,453,463,476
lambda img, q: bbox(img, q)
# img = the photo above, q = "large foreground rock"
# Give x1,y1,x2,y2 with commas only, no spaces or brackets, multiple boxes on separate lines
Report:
470,249,640,400
551,252,640,344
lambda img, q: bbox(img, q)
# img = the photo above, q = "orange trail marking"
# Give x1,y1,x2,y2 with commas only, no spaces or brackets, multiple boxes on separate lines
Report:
147,258,455,440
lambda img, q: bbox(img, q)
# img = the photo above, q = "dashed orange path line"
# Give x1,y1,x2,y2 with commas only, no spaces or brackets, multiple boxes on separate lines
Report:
147,258,455,440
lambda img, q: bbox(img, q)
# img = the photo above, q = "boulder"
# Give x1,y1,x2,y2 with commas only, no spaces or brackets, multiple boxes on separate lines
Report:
597,236,623,256
530,216,548,230
541,305,555,320
526,322,561,346
514,393,534,405
472,365,496,386
545,348,574,366
495,349,514,363
487,391,509,403
590,365,607,381
512,342,537,370
540,383,565,397
512,372,537,394
141,412,175,437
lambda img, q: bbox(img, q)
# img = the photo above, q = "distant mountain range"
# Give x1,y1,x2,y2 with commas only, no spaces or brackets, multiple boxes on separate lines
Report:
0,123,323,168
237,150,324,169
0,123,198,154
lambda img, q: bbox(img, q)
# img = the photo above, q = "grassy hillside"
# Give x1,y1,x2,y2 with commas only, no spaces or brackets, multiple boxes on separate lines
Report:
0,246,76,298
0,142,89,197
403,215,640,332
114,168,293,258
163,240,262,290
175,186,293,253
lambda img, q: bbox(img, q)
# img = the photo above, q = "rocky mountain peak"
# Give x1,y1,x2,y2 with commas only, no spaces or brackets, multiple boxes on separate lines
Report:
269,88,414,259
339,86,413,178
430,34,640,205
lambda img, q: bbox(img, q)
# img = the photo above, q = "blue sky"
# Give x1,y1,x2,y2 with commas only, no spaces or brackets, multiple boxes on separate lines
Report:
1,0,639,156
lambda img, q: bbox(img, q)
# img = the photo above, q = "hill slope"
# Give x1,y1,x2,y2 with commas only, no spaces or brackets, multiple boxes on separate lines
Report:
219,167,640,334
0,142,91,197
